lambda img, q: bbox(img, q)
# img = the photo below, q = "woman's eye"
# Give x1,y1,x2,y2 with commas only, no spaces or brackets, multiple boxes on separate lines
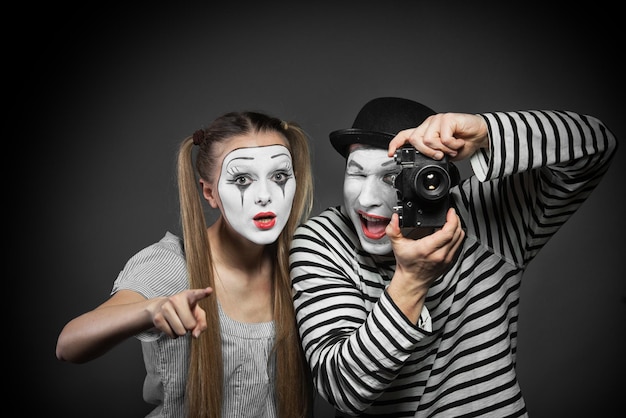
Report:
271,171,292,186
234,175,253,186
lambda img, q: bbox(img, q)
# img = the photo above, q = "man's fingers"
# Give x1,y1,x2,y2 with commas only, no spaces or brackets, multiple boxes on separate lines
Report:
388,129,415,157
385,213,402,241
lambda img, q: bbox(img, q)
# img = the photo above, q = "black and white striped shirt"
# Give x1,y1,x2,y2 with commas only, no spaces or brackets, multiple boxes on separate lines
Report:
290,110,617,417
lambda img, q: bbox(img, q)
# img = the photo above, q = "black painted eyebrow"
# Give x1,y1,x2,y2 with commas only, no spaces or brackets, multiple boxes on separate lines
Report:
271,152,290,159
347,159,364,170
347,156,395,170
227,156,254,163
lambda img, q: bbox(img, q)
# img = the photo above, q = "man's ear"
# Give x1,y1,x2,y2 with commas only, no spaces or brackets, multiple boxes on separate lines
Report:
200,179,219,208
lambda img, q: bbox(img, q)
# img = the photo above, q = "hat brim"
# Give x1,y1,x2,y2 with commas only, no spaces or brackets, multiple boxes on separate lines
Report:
329,128,394,158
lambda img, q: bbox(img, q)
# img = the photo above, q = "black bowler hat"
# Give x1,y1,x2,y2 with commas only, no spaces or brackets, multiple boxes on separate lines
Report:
330,97,436,158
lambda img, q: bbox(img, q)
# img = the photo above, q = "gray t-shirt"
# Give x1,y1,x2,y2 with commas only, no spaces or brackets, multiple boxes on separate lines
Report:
113,232,277,417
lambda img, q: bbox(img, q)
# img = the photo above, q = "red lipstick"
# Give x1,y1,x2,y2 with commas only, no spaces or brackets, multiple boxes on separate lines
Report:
253,212,277,230
358,210,389,240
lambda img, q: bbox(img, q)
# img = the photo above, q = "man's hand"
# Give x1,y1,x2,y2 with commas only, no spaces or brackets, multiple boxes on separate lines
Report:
388,113,489,161
385,208,465,323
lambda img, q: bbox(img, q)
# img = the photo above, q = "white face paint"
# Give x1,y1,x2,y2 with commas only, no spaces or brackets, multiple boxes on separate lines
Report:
343,146,399,255
218,144,296,245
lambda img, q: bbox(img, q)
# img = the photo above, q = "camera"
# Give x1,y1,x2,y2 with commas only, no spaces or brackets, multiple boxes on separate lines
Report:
393,145,458,238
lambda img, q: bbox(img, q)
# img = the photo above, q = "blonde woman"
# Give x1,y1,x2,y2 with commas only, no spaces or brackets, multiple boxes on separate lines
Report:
56,111,314,418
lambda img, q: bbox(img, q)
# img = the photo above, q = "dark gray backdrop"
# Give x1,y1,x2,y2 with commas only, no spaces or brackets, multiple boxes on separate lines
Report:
25,2,624,417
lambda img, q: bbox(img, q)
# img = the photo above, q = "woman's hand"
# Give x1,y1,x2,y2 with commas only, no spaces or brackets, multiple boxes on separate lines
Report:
147,287,213,338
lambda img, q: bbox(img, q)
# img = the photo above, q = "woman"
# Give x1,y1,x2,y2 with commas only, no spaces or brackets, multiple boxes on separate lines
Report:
56,111,314,418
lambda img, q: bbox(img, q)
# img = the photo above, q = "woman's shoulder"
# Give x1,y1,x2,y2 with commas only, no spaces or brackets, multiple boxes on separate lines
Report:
158,231,184,254
121,232,184,264
113,232,188,297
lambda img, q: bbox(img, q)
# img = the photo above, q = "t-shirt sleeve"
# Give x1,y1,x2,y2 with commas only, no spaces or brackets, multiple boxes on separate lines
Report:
111,232,189,341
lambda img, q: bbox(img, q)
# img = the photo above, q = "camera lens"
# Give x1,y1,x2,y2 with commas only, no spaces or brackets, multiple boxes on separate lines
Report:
413,165,450,201
423,172,441,191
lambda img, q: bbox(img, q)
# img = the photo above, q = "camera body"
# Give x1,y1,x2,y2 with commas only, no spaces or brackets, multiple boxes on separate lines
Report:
393,145,456,238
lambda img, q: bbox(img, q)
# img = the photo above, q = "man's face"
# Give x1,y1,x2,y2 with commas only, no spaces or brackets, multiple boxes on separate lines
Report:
343,146,399,255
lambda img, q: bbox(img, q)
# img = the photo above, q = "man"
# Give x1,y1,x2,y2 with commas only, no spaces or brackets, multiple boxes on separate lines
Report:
289,97,617,416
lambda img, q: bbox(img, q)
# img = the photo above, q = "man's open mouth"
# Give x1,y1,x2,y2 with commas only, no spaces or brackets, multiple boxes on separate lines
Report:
358,211,389,240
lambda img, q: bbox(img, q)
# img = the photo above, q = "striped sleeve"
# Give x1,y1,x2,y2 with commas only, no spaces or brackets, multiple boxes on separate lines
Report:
466,110,617,265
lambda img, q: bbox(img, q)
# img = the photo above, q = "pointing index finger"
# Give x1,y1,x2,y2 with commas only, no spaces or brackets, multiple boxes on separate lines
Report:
186,287,213,306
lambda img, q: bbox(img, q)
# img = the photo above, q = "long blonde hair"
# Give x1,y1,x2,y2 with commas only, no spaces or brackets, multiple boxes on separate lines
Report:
177,111,314,417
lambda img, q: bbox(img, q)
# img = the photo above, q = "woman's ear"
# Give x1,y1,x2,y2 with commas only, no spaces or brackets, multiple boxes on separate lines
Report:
200,179,219,208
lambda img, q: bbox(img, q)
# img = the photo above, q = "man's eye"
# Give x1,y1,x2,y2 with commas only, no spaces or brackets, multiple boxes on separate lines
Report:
381,173,395,186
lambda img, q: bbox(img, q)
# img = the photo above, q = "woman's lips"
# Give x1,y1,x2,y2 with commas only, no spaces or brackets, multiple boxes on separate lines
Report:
254,212,277,230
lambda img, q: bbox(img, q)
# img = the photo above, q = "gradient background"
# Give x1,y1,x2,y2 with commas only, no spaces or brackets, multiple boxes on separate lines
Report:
23,2,624,417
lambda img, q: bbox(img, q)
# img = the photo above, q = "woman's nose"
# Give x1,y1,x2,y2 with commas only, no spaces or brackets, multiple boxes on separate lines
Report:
255,182,272,205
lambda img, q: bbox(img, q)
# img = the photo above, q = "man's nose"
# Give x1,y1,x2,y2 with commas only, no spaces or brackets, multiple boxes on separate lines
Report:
357,177,383,207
